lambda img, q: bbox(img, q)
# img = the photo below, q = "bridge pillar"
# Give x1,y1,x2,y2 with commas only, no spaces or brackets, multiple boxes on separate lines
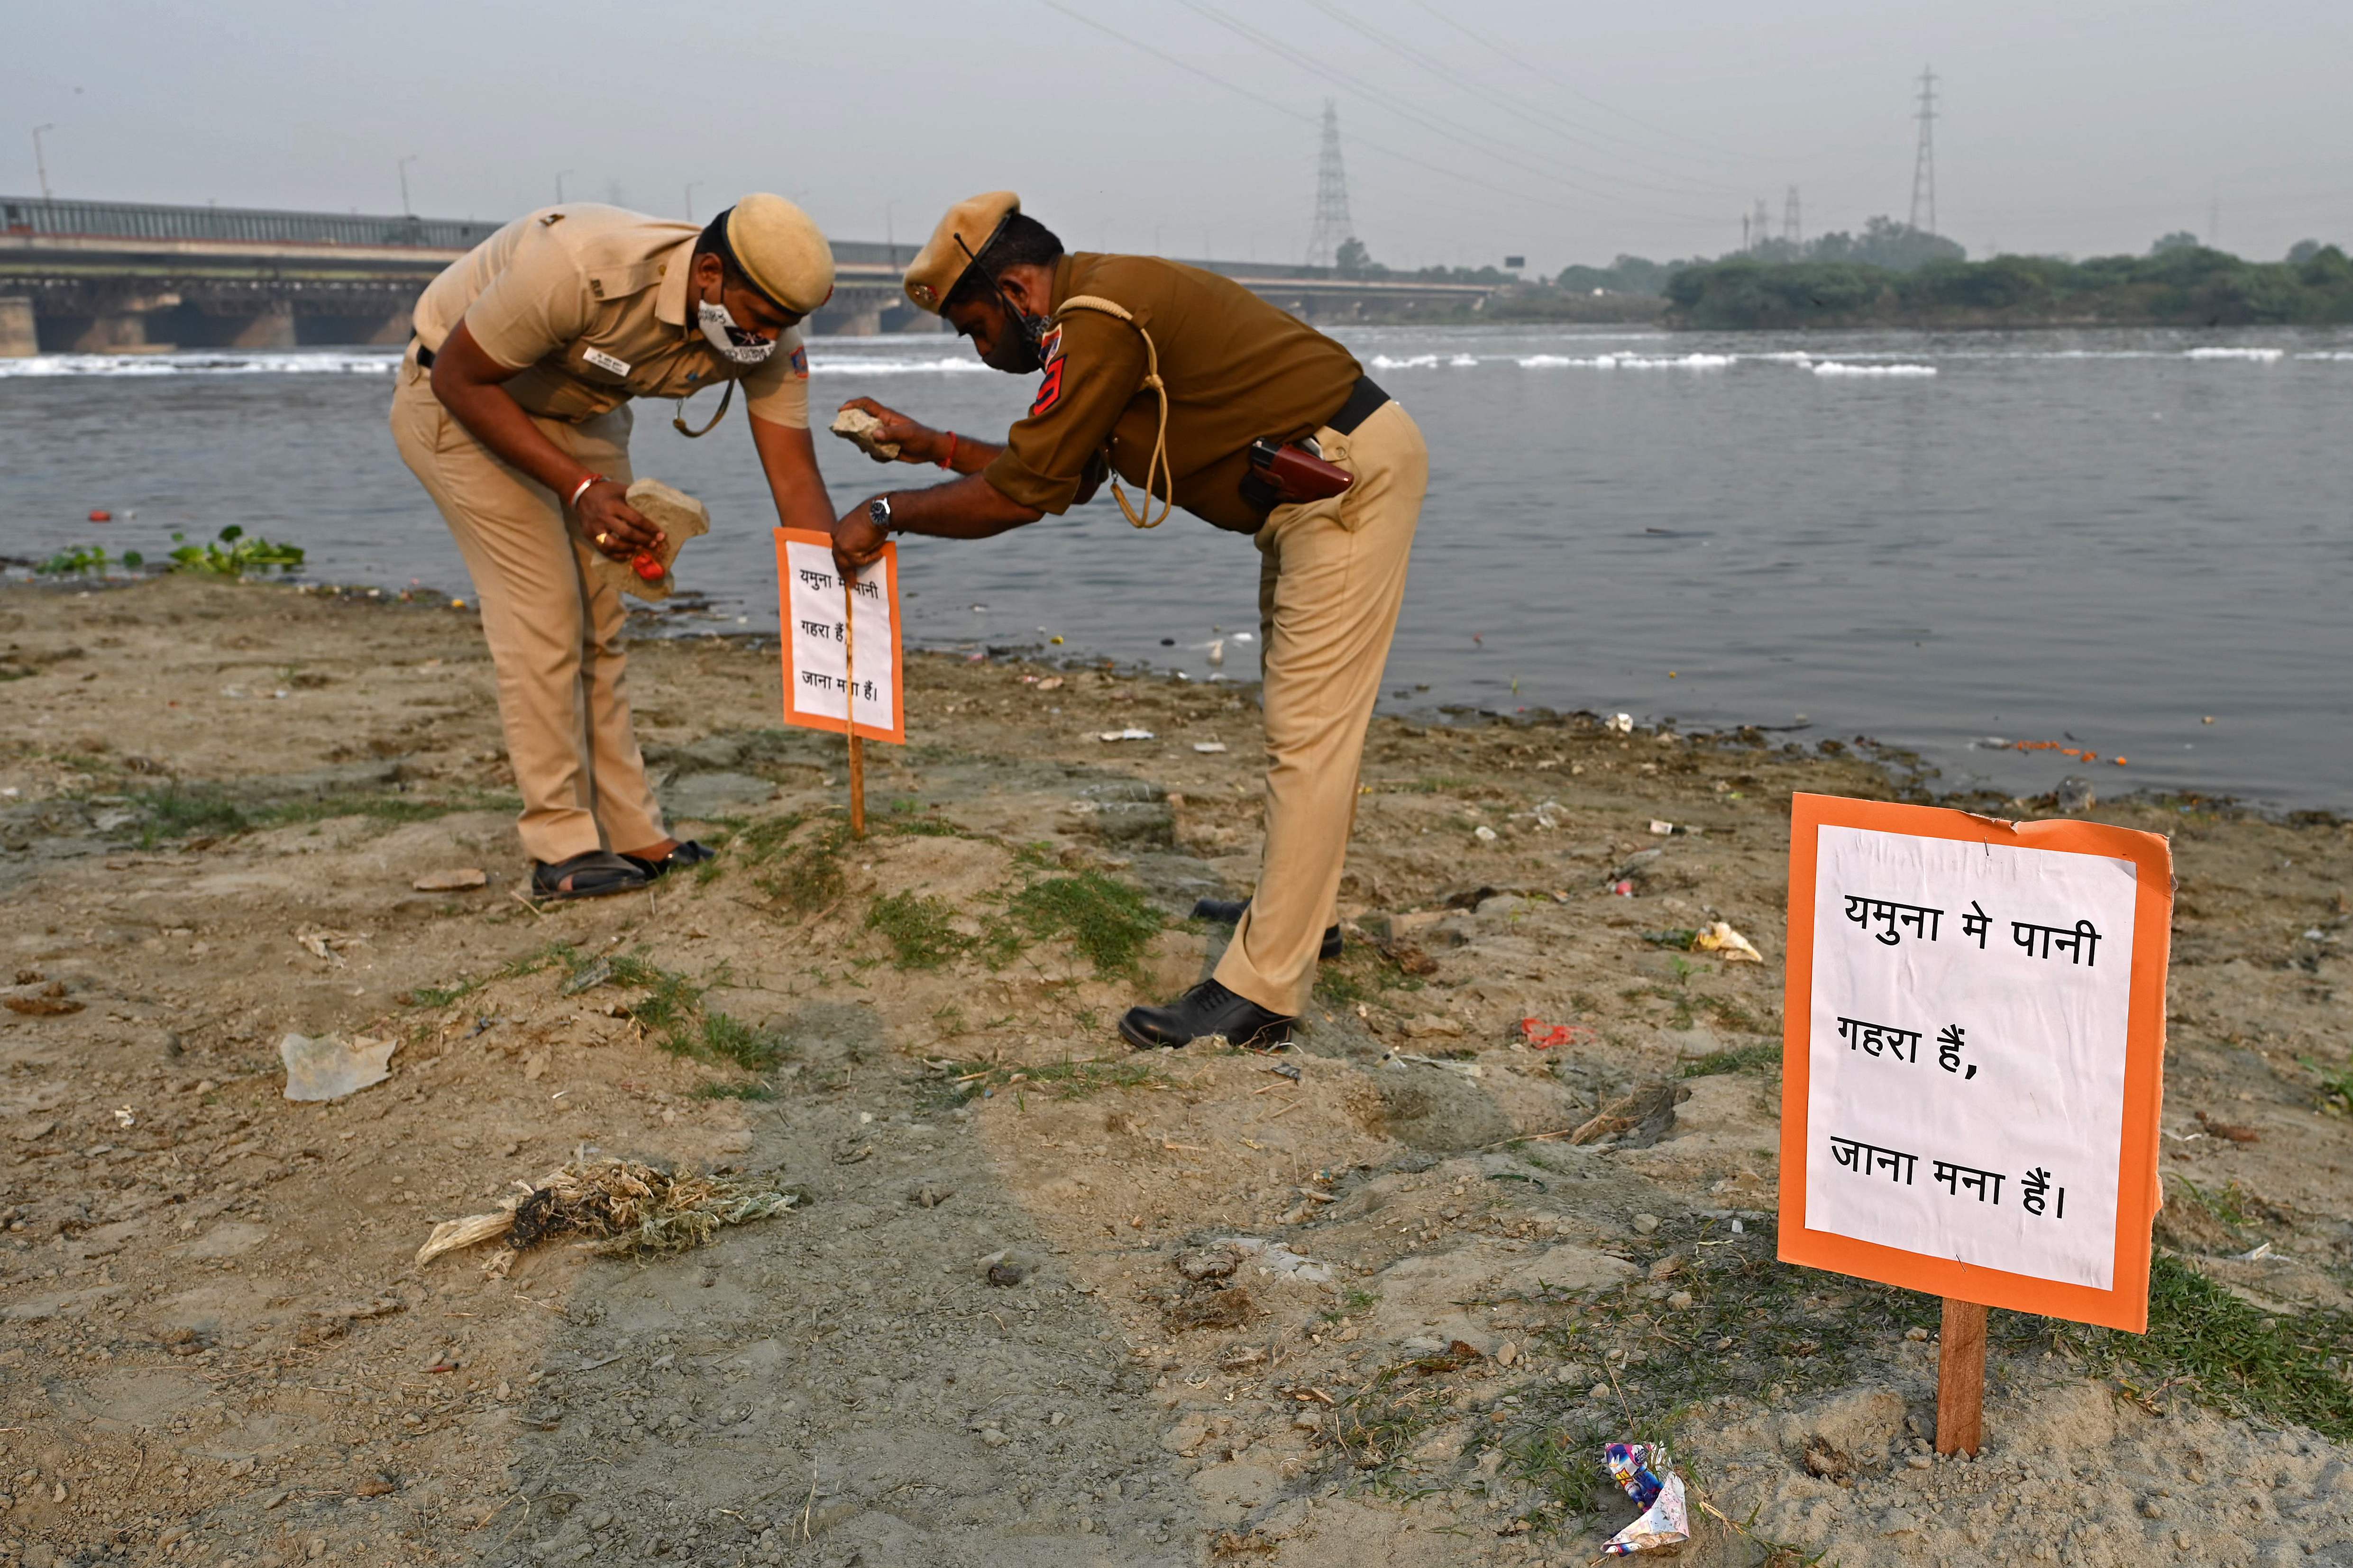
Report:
826,301,887,337
0,297,33,359
222,303,297,349
68,312,165,353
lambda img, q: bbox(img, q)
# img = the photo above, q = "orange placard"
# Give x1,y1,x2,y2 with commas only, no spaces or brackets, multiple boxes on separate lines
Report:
774,529,904,745
1777,793,2170,1331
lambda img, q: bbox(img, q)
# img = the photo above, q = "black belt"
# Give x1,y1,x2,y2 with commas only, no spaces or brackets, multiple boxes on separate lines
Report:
413,341,435,369
1327,373,1390,435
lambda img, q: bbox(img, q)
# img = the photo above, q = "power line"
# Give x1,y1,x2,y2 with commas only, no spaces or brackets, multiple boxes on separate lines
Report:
1298,0,1749,200
1408,0,1775,167
1032,0,1554,216
1175,0,1728,225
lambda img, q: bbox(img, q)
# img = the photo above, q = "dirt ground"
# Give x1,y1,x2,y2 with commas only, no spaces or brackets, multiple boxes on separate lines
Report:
2,573,2350,1568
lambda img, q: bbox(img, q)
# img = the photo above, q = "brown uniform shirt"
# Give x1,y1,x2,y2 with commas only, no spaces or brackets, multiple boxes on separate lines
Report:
410,204,810,428
983,253,1362,531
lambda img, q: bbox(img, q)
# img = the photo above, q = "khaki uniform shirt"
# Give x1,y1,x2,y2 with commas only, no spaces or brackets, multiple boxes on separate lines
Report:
984,253,1362,531
410,204,810,428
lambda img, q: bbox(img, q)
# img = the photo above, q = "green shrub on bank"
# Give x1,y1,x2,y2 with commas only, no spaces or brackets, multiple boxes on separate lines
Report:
1666,243,2353,328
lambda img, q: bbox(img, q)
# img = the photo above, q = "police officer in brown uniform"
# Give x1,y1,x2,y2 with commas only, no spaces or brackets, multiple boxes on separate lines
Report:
831,192,1426,1048
393,196,838,899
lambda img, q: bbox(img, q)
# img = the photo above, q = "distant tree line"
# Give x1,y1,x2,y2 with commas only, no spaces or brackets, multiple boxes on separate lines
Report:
1310,224,2353,328
1665,237,2353,328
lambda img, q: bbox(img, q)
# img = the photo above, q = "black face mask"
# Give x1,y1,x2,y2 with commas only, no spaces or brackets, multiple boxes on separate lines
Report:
980,293,1044,374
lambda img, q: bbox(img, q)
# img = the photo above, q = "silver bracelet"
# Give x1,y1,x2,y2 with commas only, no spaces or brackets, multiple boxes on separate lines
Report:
567,473,607,509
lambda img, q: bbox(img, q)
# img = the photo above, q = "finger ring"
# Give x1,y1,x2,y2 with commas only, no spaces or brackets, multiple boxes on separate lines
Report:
595,532,612,547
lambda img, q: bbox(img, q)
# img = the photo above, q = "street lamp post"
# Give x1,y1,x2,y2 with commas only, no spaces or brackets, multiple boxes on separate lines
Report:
555,170,574,204
397,154,418,216
684,181,702,222
32,125,55,201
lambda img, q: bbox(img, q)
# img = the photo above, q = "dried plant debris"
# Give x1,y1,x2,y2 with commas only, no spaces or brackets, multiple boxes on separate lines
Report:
414,1158,802,1266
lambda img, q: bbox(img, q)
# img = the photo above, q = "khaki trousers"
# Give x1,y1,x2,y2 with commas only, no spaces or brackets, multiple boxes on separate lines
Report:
388,360,666,865
1214,399,1427,1017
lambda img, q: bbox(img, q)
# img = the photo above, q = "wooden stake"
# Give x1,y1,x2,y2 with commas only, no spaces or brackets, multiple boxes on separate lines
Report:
1935,1296,1987,1456
843,574,865,838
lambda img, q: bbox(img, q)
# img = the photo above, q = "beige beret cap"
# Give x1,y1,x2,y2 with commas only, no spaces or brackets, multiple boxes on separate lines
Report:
725,193,835,316
902,191,1020,314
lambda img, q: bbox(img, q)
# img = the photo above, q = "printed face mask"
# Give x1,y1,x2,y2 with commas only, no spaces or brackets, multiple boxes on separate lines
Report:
697,293,778,366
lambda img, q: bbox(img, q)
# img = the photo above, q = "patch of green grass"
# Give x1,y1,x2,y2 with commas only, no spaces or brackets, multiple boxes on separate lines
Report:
404,940,576,1009
689,1080,777,1102
866,891,967,969
1681,1042,1780,1077
130,786,251,846
2044,1253,2353,1440
999,871,1162,978
1312,941,1430,1009
738,816,850,913
2172,1175,2251,1229
1330,1360,1458,1475
924,1055,1169,1110
560,949,786,1070
2300,1055,2353,1115
261,790,519,828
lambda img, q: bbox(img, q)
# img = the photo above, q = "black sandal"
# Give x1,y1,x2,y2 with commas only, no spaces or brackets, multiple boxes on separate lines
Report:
530,851,652,901
620,840,716,880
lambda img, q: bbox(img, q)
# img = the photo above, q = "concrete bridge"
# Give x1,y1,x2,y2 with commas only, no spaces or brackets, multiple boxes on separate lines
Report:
0,195,1494,356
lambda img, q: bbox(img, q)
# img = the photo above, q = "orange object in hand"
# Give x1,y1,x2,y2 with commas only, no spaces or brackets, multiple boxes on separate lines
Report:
632,552,665,583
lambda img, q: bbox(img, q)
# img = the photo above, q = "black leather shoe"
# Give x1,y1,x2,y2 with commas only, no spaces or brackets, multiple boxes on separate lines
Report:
1190,897,1342,962
1119,979,1293,1050
621,839,717,879
530,850,651,902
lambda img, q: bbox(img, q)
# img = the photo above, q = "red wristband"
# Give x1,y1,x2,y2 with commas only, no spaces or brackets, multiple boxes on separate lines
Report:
938,432,958,470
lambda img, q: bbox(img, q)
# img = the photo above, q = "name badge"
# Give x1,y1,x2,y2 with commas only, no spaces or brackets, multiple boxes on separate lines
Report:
583,347,631,378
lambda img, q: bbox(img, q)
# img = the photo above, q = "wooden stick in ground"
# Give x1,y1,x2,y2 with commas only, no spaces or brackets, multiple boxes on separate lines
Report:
1935,1296,1988,1455
843,574,865,839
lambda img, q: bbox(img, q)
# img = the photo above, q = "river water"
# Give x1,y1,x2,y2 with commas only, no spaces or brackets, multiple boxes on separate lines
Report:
3,324,2347,812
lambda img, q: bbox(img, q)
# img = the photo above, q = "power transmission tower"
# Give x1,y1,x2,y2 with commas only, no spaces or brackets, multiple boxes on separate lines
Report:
1784,185,1802,247
1305,100,1354,270
1908,65,1938,236
1751,197,1773,252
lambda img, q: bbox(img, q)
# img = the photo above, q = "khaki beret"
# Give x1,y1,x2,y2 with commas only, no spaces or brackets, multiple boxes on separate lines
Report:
725,193,835,316
903,191,1020,314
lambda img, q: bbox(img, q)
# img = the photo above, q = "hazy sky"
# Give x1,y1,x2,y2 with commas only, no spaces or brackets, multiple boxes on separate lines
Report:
12,1,2352,272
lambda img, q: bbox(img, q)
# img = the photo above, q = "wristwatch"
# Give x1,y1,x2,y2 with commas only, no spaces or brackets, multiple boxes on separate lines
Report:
868,495,893,534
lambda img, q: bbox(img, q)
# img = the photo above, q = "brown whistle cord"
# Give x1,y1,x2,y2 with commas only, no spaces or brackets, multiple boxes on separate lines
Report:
1053,294,1172,529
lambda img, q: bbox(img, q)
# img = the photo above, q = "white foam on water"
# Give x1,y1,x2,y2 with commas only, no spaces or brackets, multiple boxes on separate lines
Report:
1513,352,1731,370
1740,351,1818,364
1810,361,1937,377
0,349,399,378
1366,353,1445,370
805,355,990,375
1448,354,1479,367
2184,346,2284,361
2295,351,2353,360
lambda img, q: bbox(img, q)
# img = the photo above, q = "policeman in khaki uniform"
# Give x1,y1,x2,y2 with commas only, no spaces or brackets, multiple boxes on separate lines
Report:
393,196,839,899
832,191,1426,1049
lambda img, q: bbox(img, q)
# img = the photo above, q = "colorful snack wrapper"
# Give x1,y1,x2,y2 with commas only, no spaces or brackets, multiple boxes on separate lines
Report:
1602,1441,1691,1556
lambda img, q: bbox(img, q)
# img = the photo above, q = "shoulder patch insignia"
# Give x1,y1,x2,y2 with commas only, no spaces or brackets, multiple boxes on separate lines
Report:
1029,356,1066,417
789,345,808,379
1039,324,1064,365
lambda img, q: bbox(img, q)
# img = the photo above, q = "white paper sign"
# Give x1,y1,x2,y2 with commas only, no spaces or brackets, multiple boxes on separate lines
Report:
779,536,898,740
1804,824,2139,1290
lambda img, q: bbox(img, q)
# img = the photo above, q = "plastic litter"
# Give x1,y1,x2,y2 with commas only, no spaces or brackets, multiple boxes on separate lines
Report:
1648,819,1674,835
280,1032,398,1102
1217,1236,1335,1285
1192,741,1227,753
1602,1441,1690,1555
1607,712,1635,733
1693,921,1764,963
1474,825,1498,842
1097,728,1155,742
1520,1016,1598,1049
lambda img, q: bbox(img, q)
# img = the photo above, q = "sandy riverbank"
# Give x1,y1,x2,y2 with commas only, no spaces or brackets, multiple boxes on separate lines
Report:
2,574,2350,1568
